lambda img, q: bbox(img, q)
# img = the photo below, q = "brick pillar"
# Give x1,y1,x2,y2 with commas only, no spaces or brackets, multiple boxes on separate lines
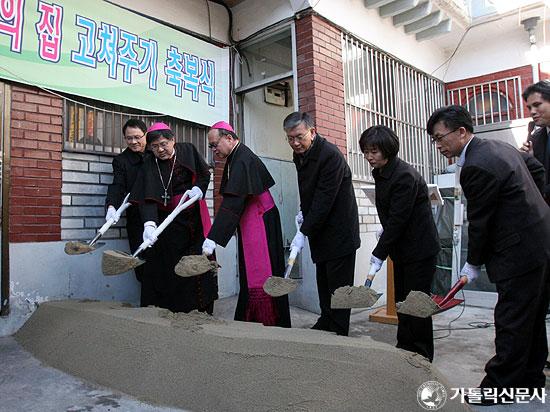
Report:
9,84,62,242
296,14,347,157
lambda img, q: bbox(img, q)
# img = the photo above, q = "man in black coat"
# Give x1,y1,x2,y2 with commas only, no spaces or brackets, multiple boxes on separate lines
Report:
105,118,149,281
427,105,550,399
283,112,360,336
521,80,550,206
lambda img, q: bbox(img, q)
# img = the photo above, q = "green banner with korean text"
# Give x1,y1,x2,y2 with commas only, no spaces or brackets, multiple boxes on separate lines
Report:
0,0,229,125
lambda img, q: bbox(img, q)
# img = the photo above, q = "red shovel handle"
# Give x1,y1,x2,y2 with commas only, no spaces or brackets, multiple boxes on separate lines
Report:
439,276,467,307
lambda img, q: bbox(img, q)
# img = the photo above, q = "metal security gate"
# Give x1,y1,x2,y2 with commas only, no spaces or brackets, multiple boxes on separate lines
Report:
447,75,525,126
342,33,448,183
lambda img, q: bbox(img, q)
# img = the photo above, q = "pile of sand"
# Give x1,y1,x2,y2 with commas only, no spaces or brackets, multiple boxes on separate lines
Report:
16,300,468,411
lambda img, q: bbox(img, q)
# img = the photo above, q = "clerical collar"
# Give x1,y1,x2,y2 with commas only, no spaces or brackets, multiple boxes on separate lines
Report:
229,141,240,157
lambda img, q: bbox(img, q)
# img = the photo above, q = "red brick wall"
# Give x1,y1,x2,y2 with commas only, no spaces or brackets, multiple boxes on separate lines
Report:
212,157,225,212
445,65,534,118
9,84,62,242
295,14,347,157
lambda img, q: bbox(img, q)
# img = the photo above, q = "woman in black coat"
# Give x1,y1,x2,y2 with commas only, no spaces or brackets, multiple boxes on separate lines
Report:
359,125,440,362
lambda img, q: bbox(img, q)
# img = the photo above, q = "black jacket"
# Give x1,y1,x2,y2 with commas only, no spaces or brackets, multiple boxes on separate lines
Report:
461,137,550,282
105,148,149,226
520,151,545,195
293,135,360,263
530,126,550,202
372,156,440,263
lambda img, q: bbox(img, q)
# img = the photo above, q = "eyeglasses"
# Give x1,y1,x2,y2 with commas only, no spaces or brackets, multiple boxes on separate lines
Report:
208,135,226,149
430,128,458,144
125,134,145,142
149,141,171,151
286,129,312,144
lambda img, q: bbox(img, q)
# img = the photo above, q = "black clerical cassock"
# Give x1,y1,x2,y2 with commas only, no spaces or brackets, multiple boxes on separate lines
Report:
207,142,290,327
133,142,218,313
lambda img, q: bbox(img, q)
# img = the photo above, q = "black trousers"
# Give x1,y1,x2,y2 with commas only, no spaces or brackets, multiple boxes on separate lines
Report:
481,262,550,389
394,256,436,362
127,220,144,281
314,252,356,336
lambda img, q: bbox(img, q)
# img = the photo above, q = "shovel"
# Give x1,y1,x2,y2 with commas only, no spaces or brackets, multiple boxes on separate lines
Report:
396,276,467,318
331,265,383,309
102,191,200,275
263,245,300,297
263,217,302,297
174,253,220,278
64,193,131,255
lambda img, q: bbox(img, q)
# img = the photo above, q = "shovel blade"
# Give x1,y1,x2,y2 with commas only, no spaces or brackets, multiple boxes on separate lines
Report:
102,249,145,275
174,254,219,278
64,241,95,255
431,294,464,314
263,277,298,297
331,285,382,309
396,291,440,318
64,241,106,255
397,291,465,318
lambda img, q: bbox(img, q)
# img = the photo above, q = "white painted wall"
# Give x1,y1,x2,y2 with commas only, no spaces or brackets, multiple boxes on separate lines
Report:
440,12,550,82
233,0,447,75
243,87,293,161
1,240,139,336
232,0,303,41
474,118,532,148
108,0,231,44
313,0,447,76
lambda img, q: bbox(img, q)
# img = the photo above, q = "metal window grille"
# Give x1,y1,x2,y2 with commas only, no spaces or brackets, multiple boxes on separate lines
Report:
62,97,210,160
446,76,524,126
343,34,448,182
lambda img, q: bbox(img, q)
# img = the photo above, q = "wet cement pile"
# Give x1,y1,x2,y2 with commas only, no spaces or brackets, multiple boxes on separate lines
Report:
16,300,469,411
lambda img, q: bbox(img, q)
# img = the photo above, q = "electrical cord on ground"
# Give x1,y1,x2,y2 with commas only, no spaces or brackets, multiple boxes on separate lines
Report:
433,222,471,340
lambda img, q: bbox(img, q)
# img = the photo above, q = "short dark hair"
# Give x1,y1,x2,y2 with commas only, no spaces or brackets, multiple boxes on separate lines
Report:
522,80,550,102
122,119,147,136
146,128,174,144
426,105,474,136
283,112,314,130
359,125,399,159
212,127,239,140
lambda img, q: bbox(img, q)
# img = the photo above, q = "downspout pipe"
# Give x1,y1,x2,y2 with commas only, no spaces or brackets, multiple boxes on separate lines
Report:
1,83,11,317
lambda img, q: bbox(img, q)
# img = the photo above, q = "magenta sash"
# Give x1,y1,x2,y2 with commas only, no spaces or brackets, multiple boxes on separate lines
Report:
239,190,275,288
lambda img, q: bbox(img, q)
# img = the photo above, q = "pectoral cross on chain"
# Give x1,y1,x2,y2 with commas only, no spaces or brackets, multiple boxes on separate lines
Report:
161,190,170,207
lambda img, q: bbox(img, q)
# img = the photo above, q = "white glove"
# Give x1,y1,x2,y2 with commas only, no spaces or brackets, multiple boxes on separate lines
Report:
143,221,158,246
295,211,304,226
202,238,216,256
290,231,305,252
461,262,481,283
376,227,384,241
189,186,204,200
105,206,118,223
369,255,384,274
